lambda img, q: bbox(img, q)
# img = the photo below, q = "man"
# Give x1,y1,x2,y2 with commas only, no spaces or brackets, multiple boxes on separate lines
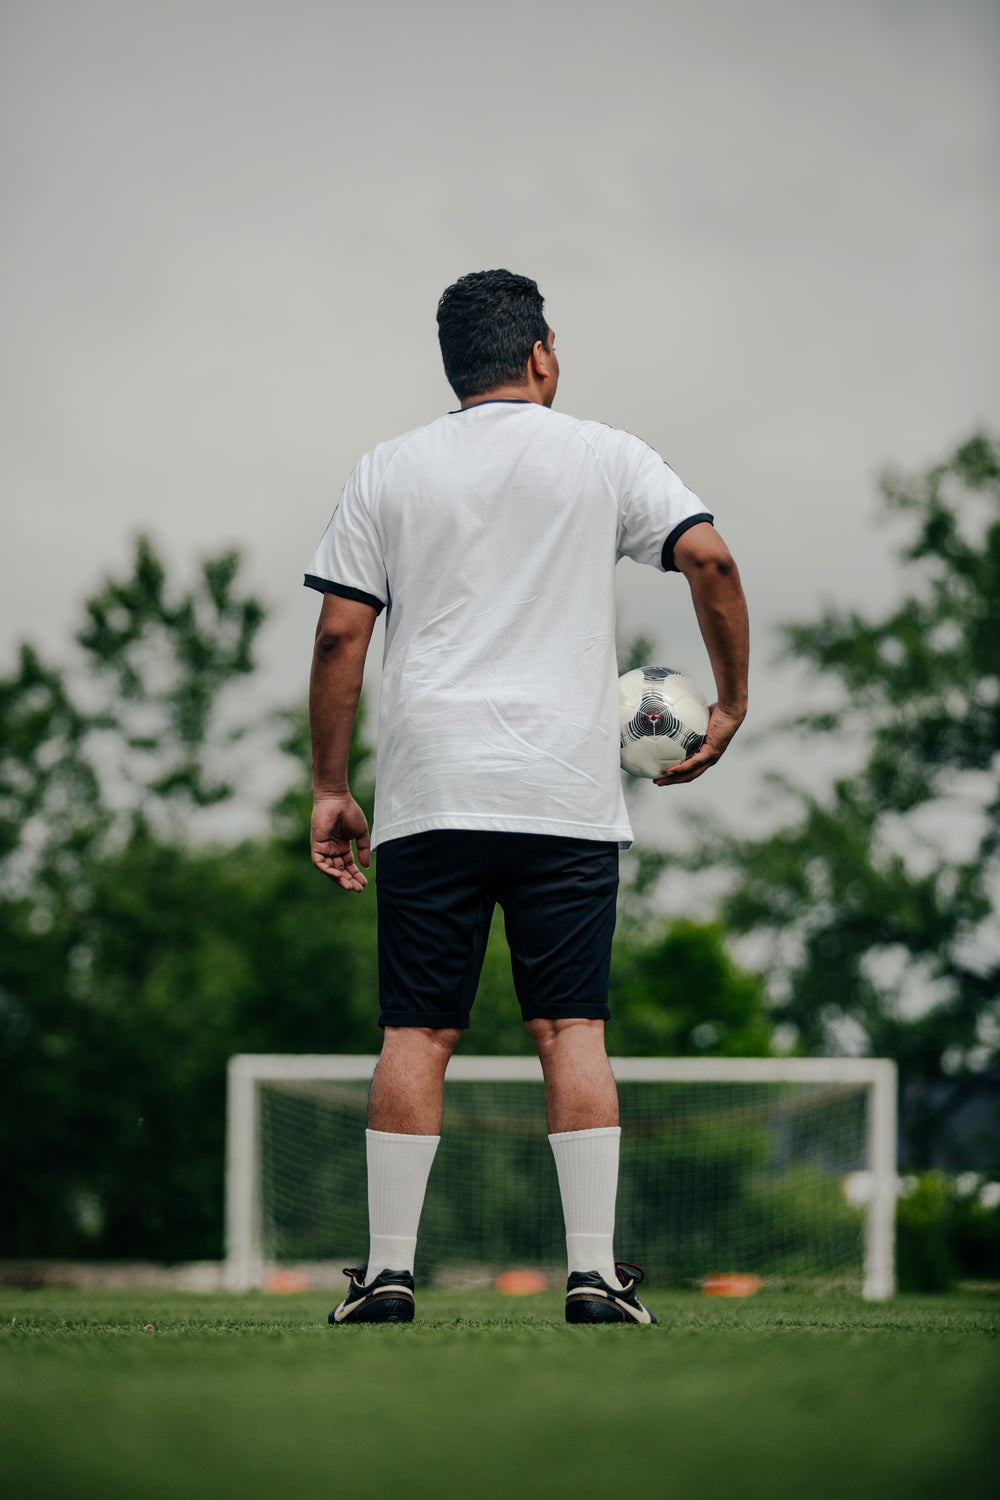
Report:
306,270,749,1326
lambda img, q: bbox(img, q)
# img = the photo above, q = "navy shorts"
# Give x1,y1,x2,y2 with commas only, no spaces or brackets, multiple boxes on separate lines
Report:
375,831,619,1030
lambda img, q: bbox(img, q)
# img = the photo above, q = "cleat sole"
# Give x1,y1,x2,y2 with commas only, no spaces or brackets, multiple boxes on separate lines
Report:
566,1297,626,1324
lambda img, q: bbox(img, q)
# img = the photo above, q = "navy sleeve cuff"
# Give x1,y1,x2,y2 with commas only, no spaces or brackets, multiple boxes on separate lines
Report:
304,575,386,614
661,513,715,571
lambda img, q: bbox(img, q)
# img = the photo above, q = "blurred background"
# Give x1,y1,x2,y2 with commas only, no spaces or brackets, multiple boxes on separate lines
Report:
1,0,998,1288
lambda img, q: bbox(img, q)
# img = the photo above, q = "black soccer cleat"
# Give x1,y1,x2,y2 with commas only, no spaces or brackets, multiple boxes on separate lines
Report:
328,1265,415,1325
565,1262,657,1325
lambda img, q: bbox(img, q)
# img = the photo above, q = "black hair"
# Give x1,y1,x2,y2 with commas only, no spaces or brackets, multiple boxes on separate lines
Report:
436,269,549,400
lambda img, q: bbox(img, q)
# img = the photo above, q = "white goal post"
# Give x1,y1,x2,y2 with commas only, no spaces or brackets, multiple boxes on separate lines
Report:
225,1054,897,1300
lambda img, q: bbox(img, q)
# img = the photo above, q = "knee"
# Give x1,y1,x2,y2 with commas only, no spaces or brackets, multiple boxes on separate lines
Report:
426,1026,463,1057
527,1018,559,1055
383,1025,463,1060
527,1016,605,1057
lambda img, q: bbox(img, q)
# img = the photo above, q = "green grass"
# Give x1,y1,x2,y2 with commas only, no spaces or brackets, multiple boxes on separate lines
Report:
1,1288,997,1499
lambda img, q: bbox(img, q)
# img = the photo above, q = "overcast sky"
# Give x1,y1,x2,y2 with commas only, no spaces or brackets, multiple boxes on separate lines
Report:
2,0,998,841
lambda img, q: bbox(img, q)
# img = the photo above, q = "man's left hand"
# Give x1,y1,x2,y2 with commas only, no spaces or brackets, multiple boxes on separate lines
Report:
653,703,745,786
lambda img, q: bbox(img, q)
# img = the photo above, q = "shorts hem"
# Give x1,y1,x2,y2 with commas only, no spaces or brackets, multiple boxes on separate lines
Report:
379,1009,471,1030
519,1004,611,1022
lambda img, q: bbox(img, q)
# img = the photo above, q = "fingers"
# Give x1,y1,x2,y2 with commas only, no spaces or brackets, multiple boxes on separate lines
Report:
311,843,369,890
653,743,719,785
653,703,744,786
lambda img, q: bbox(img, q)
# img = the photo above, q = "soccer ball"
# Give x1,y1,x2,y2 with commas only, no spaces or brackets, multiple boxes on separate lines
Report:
619,666,709,778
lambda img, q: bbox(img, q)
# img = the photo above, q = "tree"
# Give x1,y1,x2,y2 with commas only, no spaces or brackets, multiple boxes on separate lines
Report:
0,537,275,1256
685,432,1000,1168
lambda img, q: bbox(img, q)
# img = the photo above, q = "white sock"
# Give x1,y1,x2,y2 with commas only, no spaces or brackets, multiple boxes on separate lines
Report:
548,1126,621,1287
364,1128,440,1282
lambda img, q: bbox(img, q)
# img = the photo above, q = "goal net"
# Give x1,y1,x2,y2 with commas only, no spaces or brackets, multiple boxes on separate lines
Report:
226,1055,897,1298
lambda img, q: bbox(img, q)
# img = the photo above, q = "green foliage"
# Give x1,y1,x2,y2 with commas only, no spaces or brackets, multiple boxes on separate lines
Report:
680,432,1000,1168
617,632,656,674
895,1172,1000,1292
0,538,278,1257
610,919,772,1056
78,535,267,810
0,643,105,879
0,810,383,1260
781,432,1000,799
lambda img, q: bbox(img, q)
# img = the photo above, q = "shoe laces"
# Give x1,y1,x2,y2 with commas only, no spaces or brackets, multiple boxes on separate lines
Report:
614,1262,645,1289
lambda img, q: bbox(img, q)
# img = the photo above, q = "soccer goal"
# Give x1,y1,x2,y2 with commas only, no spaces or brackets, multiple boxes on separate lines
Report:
225,1054,897,1299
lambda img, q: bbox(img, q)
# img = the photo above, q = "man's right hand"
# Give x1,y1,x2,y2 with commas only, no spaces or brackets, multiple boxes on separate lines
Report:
310,792,371,891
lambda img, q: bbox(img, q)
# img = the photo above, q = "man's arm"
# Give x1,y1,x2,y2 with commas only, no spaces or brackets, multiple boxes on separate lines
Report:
655,522,749,786
309,591,379,889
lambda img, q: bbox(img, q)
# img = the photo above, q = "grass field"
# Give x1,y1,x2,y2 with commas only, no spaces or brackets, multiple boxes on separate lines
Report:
1,1286,997,1499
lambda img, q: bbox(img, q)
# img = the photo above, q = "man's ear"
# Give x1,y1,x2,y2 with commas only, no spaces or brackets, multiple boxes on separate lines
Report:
529,339,554,377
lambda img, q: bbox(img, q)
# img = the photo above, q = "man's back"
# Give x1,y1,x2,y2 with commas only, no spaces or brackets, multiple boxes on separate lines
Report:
307,400,708,847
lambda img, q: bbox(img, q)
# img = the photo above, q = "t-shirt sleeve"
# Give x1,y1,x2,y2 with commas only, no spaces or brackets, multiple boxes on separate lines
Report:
303,455,388,613
612,431,714,572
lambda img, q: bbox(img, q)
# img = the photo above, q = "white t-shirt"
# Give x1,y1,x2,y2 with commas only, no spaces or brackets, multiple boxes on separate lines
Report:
305,401,712,849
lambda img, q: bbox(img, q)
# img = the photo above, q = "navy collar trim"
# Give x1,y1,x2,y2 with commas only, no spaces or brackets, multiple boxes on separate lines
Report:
450,399,533,413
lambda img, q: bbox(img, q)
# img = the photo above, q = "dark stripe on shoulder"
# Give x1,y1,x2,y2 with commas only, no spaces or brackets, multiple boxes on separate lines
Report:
303,575,385,614
661,513,715,571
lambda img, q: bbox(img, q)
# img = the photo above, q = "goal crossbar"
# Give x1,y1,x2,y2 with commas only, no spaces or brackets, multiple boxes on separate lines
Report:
225,1054,897,1299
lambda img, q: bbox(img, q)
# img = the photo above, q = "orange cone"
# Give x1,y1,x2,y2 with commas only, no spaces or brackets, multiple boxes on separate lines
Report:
494,1269,548,1295
702,1272,763,1297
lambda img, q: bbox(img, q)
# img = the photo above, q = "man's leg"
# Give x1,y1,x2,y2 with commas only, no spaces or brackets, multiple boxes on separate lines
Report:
502,837,653,1318
330,833,492,1322
369,1024,461,1134
329,1025,459,1324
528,1017,621,1287
526,1015,618,1133
529,1016,655,1324
363,1025,460,1280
